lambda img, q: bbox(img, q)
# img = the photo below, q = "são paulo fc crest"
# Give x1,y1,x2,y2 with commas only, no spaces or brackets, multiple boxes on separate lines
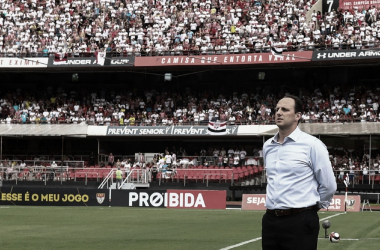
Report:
96,193,106,204
346,198,356,207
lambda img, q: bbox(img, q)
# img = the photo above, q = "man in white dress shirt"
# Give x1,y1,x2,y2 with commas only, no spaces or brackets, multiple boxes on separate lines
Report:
262,95,336,250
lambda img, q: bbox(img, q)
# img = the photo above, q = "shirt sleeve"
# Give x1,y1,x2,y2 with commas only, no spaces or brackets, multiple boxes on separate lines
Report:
310,139,337,209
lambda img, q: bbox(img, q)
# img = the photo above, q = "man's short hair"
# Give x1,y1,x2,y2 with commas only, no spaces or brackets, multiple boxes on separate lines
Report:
284,94,303,114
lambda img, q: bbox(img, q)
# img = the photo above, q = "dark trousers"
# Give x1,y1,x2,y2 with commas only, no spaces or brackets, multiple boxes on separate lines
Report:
262,208,320,250
152,172,157,181
116,178,122,189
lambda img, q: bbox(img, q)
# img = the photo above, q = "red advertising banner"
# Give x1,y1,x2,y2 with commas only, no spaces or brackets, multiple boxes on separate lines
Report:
241,194,361,212
339,0,380,10
167,190,226,209
320,195,361,212
134,52,312,67
241,194,267,210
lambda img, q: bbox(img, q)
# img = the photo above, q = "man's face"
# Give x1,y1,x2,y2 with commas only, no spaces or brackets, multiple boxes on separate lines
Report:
275,98,300,129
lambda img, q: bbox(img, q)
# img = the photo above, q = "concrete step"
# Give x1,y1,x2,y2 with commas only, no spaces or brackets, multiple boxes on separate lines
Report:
110,182,150,189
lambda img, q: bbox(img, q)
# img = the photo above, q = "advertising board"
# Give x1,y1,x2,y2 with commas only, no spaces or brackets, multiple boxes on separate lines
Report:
0,188,226,209
0,58,48,68
241,194,361,212
134,52,313,67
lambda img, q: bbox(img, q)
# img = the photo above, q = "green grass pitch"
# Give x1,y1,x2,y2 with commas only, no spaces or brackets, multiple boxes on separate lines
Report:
0,206,379,250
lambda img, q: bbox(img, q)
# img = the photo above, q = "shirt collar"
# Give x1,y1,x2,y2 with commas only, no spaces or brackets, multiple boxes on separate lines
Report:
272,126,301,143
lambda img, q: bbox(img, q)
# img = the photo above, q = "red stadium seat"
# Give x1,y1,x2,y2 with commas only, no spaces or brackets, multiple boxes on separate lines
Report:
374,175,380,184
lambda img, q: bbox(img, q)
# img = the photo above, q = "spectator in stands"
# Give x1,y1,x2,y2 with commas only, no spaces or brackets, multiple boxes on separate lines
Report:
362,162,369,184
165,152,172,167
108,153,115,167
240,148,247,166
121,158,127,168
115,159,121,168
151,163,158,182
233,154,240,167
20,161,26,169
200,148,206,165
338,164,347,183
217,153,223,167
89,152,96,166
125,159,132,174
212,148,220,165
137,152,145,165
223,154,229,167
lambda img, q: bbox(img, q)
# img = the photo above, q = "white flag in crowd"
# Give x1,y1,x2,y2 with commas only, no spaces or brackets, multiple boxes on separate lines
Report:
97,52,106,66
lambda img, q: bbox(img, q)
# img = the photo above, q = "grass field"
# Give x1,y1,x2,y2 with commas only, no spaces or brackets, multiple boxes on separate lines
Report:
0,206,379,250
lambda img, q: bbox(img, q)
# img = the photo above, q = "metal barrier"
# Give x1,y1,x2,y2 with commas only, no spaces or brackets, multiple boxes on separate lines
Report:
98,168,148,189
2,45,380,58
22,160,84,168
4,166,379,189
332,169,379,186
2,155,89,161
158,168,236,186
98,154,136,166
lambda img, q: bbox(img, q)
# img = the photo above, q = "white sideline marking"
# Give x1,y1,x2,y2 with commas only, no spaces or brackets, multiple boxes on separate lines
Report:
319,212,345,221
319,238,359,241
219,212,345,250
219,237,262,250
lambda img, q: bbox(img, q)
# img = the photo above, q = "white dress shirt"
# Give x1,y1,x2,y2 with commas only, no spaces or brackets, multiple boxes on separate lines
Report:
263,127,336,209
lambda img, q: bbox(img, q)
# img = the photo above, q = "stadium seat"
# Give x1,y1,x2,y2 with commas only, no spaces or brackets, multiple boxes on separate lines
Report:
374,175,380,184
186,172,198,182
69,172,75,180
258,166,264,173
177,170,186,182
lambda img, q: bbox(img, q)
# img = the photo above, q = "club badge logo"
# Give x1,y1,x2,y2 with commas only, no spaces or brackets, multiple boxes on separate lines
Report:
346,198,355,207
96,193,105,204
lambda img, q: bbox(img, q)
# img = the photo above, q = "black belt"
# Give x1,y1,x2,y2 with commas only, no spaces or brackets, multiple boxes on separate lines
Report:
266,205,316,217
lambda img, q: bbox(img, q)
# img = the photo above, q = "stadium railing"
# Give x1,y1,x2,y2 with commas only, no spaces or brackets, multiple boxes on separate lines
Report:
2,43,380,59
3,163,379,188
20,160,84,169
332,169,380,186
1,155,89,161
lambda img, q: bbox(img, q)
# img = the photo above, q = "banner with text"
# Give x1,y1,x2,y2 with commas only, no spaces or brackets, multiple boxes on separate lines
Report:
106,126,238,136
48,56,134,67
134,52,312,67
0,187,108,206
241,194,361,212
339,0,380,10
102,189,226,209
312,49,380,61
241,194,267,210
320,195,361,212
0,58,48,68
0,188,226,209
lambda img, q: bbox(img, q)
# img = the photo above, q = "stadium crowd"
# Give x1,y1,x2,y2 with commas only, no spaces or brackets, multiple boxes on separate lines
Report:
330,150,380,184
1,0,380,56
0,82,379,124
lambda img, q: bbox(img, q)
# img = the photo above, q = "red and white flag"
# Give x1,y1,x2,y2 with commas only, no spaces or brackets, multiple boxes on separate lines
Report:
53,53,67,64
208,121,227,135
